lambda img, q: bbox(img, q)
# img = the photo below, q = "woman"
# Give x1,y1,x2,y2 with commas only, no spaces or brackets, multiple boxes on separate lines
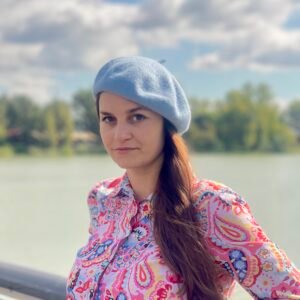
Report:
66,56,300,299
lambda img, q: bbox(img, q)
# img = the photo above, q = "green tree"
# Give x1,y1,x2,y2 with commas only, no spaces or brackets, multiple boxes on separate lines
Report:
43,100,74,149
72,89,99,135
0,96,7,144
252,91,295,152
216,90,257,151
186,98,220,151
284,99,300,143
44,110,58,148
243,82,273,104
215,83,295,152
5,95,41,151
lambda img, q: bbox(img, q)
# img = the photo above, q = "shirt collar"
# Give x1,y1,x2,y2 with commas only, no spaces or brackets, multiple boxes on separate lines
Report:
110,172,155,204
110,172,134,199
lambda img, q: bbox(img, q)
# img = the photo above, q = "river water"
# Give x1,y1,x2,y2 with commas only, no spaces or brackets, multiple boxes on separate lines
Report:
1,154,299,299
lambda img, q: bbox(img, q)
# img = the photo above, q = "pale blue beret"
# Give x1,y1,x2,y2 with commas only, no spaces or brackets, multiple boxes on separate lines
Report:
93,56,191,134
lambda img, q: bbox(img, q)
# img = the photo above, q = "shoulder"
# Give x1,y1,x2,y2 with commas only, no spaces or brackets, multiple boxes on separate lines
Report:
87,176,123,196
192,178,247,208
192,178,253,233
87,176,123,208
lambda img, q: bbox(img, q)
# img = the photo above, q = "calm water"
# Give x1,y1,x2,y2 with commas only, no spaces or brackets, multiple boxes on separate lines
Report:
0,154,299,299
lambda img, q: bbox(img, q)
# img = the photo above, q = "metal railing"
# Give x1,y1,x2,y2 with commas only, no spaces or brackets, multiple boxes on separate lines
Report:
0,262,66,300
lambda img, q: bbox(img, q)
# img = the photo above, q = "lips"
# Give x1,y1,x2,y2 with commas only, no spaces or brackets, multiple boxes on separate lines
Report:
115,147,136,150
114,147,137,150
113,147,138,154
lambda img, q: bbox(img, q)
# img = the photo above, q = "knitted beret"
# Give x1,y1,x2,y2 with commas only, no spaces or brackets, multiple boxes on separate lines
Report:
93,56,191,134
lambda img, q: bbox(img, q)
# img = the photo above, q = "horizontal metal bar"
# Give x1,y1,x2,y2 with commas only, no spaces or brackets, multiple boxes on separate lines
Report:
0,262,66,300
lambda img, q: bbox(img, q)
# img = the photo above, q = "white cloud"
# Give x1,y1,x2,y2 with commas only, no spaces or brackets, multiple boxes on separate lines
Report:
2,0,140,70
188,24,300,72
0,0,140,103
133,0,300,71
1,0,300,102
183,0,300,71
0,67,56,103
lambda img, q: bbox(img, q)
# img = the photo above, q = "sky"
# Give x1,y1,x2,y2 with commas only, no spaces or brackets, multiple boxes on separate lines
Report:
1,0,300,105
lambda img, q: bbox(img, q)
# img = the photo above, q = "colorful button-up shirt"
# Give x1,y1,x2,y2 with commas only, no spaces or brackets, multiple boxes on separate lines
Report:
66,173,300,299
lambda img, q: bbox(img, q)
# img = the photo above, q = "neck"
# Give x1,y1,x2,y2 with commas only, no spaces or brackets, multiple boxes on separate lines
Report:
126,157,163,202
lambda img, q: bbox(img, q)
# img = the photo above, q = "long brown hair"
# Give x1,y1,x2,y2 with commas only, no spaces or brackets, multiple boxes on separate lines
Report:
153,120,223,299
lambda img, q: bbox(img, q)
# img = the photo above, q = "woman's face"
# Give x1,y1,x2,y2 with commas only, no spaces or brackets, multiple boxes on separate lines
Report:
99,92,165,173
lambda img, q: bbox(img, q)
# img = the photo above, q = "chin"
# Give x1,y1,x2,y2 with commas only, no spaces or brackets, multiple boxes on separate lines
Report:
113,157,142,170
111,152,163,171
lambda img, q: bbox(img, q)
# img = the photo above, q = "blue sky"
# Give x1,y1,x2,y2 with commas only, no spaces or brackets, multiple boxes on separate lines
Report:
1,0,300,104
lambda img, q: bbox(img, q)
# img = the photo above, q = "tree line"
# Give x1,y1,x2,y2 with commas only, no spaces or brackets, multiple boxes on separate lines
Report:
0,83,299,156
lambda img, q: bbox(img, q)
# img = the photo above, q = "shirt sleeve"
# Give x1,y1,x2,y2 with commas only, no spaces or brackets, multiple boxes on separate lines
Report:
195,182,300,299
86,182,102,235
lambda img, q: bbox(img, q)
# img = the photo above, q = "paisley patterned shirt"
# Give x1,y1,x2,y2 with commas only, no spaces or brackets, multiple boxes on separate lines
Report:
66,173,300,299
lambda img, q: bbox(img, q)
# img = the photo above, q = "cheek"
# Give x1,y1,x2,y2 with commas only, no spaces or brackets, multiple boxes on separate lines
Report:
146,127,164,152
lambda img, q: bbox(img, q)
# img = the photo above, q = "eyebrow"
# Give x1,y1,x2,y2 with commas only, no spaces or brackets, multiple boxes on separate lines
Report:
99,106,146,115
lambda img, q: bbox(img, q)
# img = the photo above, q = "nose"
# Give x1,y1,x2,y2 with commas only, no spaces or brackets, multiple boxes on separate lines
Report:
114,122,132,141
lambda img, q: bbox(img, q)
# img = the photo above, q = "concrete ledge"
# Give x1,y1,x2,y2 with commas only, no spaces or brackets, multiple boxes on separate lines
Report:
0,262,66,300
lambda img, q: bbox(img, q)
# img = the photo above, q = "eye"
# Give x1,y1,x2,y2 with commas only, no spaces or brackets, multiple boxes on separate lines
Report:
101,116,115,123
131,114,146,122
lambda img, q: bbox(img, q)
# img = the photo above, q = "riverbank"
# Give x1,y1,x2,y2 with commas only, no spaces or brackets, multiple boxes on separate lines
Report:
1,144,300,158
